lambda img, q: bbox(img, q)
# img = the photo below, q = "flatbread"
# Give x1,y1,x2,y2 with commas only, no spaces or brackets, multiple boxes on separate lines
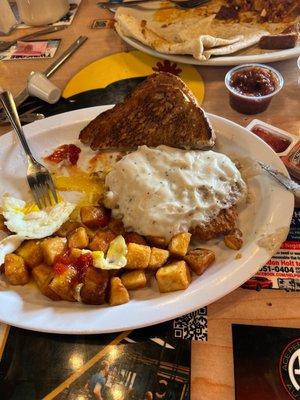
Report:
114,2,297,60
115,10,249,60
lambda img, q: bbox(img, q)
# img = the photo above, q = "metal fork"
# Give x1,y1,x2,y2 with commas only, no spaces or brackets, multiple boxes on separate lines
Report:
98,0,210,10
0,90,58,209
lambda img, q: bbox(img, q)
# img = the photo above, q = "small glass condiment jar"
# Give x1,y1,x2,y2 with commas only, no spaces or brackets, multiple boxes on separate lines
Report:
225,63,284,115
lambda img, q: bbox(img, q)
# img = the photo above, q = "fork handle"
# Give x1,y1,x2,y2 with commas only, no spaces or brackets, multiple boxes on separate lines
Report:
0,90,35,161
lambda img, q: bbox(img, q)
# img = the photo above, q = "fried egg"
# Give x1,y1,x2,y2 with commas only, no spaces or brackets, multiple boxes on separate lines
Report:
80,236,127,270
0,195,75,264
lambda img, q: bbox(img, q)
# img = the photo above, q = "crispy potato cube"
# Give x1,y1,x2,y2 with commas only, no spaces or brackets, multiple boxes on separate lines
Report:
49,266,77,301
70,248,83,259
68,227,89,249
124,232,147,245
148,247,169,270
184,248,215,276
168,233,191,257
89,230,116,252
109,277,130,306
125,243,151,269
41,237,67,265
56,221,81,237
80,267,109,305
16,240,43,269
224,229,243,250
156,260,191,293
146,236,169,248
32,264,61,300
108,218,125,235
4,254,29,285
80,205,110,229
121,270,147,290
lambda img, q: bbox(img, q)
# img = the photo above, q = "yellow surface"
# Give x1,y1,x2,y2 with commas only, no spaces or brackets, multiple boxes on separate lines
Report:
63,50,205,104
52,168,104,206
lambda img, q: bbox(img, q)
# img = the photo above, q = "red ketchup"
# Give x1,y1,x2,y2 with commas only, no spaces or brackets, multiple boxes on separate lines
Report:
45,144,81,165
251,126,291,153
53,251,93,284
225,64,283,115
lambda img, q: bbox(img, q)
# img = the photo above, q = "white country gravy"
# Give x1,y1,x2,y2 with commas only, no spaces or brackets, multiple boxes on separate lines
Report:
105,145,247,239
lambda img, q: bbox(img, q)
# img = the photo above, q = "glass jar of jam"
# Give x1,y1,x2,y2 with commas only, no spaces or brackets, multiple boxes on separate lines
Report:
225,64,284,115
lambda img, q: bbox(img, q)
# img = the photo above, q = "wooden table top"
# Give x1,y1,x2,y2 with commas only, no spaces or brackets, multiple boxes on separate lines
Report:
0,1,300,399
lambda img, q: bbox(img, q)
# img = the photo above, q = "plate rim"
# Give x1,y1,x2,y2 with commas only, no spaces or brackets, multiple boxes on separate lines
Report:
119,32,300,66
0,106,294,334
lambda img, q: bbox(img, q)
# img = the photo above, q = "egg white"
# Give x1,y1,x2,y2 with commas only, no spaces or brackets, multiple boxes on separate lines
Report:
0,195,75,265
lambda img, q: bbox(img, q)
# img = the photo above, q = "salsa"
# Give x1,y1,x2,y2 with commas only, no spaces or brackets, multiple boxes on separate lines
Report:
251,126,291,153
230,67,277,97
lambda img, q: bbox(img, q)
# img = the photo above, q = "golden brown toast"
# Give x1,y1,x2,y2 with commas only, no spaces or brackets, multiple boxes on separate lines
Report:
79,72,215,150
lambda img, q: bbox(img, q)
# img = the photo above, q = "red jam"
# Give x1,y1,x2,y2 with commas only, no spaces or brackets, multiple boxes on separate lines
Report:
230,67,277,97
45,144,81,165
251,126,291,153
226,65,282,115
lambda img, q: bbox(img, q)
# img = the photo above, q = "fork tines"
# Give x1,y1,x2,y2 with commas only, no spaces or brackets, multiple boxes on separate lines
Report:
28,170,58,210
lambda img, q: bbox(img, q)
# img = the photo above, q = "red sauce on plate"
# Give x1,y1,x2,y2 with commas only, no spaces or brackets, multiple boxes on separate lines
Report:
251,126,291,153
53,251,93,284
45,144,81,165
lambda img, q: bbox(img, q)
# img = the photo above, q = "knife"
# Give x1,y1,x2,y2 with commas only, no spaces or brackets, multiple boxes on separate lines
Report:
258,161,300,199
0,35,88,114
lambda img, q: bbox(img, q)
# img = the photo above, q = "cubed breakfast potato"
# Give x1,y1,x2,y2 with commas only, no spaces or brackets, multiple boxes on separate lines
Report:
108,218,125,235
168,233,191,257
80,267,109,305
125,243,151,269
80,205,110,229
146,236,169,248
184,248,215,276
156,260,191,293
224,229,243,250
4,253,29,285
70,248,84,259
41,237,67,265
109,277,130,306
32,264,61,300
16,240,43,269
68,227,89,249
121,270,147,290
89,230,116,252
49,266,77,301
124,232,147,245
148,247,169,270
56,220,81,237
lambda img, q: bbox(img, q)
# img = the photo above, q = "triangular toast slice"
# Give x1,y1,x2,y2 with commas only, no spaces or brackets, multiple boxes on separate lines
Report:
79,72,215,150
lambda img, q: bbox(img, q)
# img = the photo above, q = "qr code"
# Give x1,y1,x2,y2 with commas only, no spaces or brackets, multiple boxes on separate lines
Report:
173,308,207,341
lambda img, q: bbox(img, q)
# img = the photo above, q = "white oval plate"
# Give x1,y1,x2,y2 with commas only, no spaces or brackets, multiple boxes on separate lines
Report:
120,33,300,66
0,106,294,334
